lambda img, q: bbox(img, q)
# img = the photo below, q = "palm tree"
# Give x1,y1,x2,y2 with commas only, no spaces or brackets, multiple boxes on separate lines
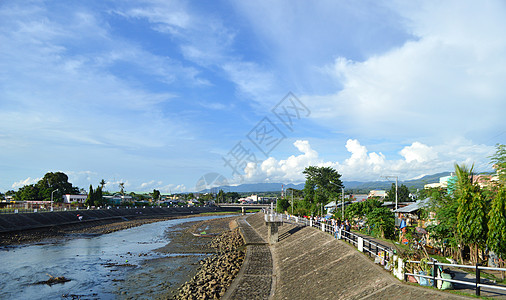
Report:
119,182,125,196
99,179,106,190
455,163,488,264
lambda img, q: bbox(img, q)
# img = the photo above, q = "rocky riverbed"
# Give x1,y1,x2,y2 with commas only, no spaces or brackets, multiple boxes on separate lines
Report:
111,216,245,299
0,212,238,246
0,217,177,246
174,227,245,300
0,213,247,299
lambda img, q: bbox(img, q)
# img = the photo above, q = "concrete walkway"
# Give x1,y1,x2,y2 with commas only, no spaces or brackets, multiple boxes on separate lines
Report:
230,213,471,300
223,216,273,300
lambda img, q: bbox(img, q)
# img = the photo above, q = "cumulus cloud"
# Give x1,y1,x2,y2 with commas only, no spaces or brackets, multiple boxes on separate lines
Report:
12,177,41,189
241,139,493,183
140,180,164,189
307,1,506,144
244,140,320,183
400,142,437,163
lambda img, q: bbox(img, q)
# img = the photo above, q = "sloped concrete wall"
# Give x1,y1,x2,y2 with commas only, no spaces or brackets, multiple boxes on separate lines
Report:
0,206,233,233
246,213,469,300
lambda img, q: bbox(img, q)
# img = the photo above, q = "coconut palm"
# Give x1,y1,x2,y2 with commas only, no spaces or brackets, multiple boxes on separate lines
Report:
119,182,125,196
455,163,488,264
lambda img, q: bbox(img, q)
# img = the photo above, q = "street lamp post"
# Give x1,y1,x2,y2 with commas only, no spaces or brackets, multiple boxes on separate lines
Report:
382,175,398,210
341,187,344,220
329,181,345,220
291,189,294,215
51,189,58,211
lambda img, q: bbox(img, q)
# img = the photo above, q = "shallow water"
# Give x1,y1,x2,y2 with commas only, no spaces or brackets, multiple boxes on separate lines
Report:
0,215,232,300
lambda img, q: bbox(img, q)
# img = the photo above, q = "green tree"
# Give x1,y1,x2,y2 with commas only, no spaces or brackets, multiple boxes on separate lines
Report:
367,207,395,239
35,172,79,202
386,183,411,202
302,166,343,215
99,179,106,190
85,184,95,206
216,189,225,203
276,197,290,213
426,192,460,258
119,182,125,196
152,189,161,201
94,186,103,207
455,164,488,264
15,184,40,200
487,187,506,274
490,144,506,184
225,192,240,203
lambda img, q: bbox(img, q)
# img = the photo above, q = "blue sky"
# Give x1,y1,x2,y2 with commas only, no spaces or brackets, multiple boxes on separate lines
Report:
1,0,505,193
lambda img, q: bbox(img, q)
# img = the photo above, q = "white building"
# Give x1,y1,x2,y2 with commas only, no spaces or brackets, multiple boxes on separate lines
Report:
424,174,454,189
368,190,386,198
62,194,88,204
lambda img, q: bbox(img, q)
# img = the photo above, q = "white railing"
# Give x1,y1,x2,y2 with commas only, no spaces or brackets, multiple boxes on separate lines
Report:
261,209,506,296
263,210,393,264
405,260,506,296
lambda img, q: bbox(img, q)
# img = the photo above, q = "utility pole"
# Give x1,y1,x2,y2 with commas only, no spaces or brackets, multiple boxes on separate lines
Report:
51,189,58,211
382,175,398,210
342,187,345,220
291,189,294,215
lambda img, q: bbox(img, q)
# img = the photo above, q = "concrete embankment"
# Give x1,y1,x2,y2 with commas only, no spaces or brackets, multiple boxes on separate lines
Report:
0,206,236,233
238,212,470,300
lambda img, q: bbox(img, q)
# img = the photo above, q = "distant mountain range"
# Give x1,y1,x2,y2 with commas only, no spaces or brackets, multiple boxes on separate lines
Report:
198,172,452,193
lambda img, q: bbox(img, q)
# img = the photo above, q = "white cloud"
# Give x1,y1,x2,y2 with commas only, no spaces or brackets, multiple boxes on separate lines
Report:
306,1,506,145
107,180,130,191
400,142,437,163
0,1,200,153
244,140,320,183
241,139,494,183
65,171,98,186
140,180,164,189
12,177,41,189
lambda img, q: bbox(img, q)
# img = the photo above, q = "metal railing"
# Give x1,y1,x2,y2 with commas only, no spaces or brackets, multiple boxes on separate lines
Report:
261,210,506,295
0,207,82,214
0,205,196,215
264,211,394,264
405,260,506,296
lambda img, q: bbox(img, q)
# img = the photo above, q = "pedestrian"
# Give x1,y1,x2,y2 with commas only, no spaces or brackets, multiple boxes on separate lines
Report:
345,219,351,239
334,221,340,239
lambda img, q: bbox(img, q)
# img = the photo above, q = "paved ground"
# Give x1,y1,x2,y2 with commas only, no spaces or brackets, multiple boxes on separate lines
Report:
222,216,273,300
235,212,471,300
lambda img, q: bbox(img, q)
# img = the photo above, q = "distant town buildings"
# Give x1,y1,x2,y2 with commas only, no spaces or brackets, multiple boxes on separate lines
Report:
62,194,87,204
424,174,454,189
368,190,386,198
103,194,133,205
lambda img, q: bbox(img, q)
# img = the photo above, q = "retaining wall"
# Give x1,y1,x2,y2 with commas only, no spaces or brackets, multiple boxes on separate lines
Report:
0,206,237,233
245,213,469,300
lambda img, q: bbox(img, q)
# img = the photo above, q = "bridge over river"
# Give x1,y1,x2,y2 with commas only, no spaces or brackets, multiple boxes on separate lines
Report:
226,212,471,300
217,203,270,209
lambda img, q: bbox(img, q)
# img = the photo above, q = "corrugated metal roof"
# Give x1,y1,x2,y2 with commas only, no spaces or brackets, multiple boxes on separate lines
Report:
394,197,431,213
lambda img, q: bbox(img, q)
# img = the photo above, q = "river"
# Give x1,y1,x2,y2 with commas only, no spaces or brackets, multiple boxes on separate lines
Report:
0,215,233,300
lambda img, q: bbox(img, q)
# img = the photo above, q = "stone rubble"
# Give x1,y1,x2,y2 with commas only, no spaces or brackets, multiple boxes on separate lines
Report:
174,228,245,300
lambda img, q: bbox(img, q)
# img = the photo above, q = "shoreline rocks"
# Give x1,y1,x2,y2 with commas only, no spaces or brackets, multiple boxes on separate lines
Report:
174,228,245,300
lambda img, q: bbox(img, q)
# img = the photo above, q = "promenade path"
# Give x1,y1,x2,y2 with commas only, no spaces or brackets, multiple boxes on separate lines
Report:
227,212,471,300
